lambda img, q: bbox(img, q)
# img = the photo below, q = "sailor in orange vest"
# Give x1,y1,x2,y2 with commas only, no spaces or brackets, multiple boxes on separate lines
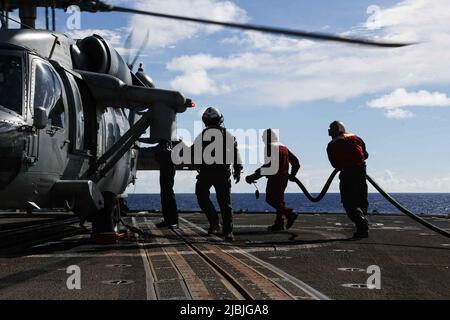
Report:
327,121,369,238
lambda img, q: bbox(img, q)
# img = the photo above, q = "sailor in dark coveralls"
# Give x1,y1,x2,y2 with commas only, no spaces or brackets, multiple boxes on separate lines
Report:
192,107,243,242
155,140,179,229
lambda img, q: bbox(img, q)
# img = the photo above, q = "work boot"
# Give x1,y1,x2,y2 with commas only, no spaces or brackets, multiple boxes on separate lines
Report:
156,220,169,228
224,232,235,242
156,220,178,229
208,224,221,235
267,223,285,232
286,212,298,230
353,230,369,238
353,209,369,238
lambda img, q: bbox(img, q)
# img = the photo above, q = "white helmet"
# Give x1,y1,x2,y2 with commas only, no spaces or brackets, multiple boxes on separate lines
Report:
329,121,346,136
202,107,224,126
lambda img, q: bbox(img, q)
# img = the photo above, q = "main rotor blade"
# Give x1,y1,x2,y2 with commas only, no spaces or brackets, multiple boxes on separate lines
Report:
110,6,412,48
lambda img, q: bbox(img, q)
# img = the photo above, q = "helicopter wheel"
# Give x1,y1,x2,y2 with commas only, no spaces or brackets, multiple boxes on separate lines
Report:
92,192,121,234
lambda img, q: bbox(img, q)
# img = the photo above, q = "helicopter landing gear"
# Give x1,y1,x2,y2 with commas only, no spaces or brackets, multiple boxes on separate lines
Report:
91,192,121,243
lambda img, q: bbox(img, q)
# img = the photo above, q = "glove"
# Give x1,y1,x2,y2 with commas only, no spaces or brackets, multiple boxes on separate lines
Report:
245,175,255,184
234,171,241,184
246,171,262,184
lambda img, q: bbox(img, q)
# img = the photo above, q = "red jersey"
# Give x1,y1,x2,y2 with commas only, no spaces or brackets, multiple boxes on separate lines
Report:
327,133,368,170
259,144,300,180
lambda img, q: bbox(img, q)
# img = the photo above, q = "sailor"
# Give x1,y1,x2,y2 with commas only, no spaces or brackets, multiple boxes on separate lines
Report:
192,107,242,242
155,140,179,229
327,121,369,238
246,129,300,232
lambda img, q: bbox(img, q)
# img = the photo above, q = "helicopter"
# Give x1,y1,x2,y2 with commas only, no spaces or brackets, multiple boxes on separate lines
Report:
0,0,410,240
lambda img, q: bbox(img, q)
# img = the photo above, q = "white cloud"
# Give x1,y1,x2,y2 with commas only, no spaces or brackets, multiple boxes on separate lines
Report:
171,69,221,95
65,29,123,46
367,88,450,119
362,0,450,43
369,169,450,193
222,31,316,53
385,108,414,119
368,88,450,109
165,0,450,114
126,0,248,48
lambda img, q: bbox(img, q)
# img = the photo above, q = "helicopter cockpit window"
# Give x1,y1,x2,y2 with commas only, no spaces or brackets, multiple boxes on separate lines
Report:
0,55,23,115
32,61,65,128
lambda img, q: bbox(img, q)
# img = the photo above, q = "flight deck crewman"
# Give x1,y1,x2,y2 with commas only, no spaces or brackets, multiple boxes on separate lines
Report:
246,129,300,232
154,140,179,229
327,121,369,238
192,107,243,242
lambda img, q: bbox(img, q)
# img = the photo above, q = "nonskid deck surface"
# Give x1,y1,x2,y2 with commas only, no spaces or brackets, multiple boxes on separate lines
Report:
0,212,449,300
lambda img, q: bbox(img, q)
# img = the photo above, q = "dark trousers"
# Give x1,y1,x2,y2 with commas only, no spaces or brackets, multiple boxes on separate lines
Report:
266,176,293,225
339,166,369,229
195,171,233,234
160,162,178,225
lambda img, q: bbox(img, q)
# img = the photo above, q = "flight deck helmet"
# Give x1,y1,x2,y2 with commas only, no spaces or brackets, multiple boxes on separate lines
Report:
328,121,346,137
202,107,224,127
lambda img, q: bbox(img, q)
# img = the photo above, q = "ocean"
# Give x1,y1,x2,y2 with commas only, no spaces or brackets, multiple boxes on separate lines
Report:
126,193,450,216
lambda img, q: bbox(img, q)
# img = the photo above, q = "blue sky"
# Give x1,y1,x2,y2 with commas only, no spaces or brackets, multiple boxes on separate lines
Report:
18,0,450,193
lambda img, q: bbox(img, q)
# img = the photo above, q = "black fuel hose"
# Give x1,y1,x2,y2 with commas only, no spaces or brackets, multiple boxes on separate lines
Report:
292,170,450,238
292,170,339,202
366,175,450,238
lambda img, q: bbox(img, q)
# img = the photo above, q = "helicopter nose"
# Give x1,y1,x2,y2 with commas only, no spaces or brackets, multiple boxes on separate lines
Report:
0,117,25,189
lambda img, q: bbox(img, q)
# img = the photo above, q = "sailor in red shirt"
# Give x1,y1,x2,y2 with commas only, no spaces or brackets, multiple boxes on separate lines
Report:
246,129,300,232
327,121,369,238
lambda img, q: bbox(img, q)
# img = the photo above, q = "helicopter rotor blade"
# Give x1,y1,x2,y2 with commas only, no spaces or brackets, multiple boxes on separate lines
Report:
124,30,134,66
108,5,413,48
129,30,150,71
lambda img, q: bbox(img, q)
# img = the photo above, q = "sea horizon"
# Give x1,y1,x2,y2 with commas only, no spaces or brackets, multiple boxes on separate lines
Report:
125,193,450,216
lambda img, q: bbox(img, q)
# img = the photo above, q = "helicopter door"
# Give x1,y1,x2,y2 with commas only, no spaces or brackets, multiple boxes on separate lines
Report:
30,59,69,177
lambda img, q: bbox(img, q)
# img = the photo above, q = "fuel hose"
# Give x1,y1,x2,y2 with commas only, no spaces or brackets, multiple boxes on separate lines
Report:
291,170,450,238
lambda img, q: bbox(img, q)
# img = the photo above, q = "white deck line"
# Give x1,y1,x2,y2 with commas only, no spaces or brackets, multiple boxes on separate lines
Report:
180,217,331,301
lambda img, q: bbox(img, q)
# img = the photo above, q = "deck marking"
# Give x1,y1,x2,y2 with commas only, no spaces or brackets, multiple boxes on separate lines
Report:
148,222,213,300
132,217,157,300
179,217,331,300
143,221,192,300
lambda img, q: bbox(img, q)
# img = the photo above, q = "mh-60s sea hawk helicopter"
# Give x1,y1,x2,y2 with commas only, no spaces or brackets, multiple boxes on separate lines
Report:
0,0,409,238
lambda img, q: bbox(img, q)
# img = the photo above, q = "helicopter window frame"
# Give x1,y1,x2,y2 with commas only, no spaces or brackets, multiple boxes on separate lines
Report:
30,58,69,130
0,50,27,118
59,71,86,153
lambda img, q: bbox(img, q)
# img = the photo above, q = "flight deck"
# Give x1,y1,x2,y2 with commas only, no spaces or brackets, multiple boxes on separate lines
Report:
0,211,449,300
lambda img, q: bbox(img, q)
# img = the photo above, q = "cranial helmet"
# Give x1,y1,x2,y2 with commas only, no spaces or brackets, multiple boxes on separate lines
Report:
202,107,224,126
329,121,346,136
